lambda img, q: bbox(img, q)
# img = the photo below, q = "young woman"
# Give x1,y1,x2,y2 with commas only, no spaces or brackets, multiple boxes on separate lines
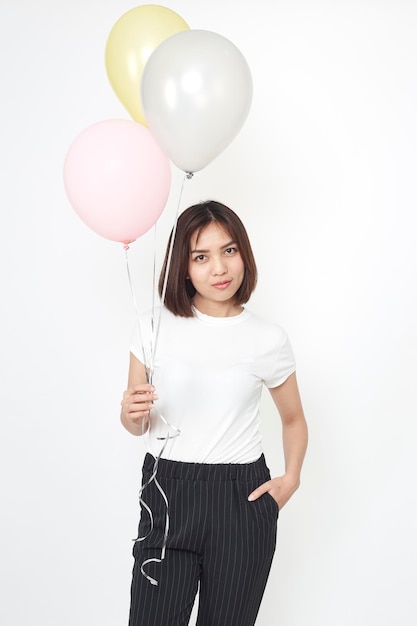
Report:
120,200,308,626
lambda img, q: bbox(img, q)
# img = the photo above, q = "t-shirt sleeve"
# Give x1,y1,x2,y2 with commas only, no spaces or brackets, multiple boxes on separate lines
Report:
264,329,296,388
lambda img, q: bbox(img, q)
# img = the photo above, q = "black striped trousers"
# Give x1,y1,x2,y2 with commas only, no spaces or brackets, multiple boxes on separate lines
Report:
129,453,279,626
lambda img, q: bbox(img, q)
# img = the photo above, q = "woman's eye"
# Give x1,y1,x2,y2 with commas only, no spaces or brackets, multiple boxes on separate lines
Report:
194,254,206,262
225,247,237,255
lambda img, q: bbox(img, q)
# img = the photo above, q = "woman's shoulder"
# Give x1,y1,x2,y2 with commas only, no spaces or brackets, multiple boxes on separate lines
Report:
244,308,289,335
242,310,292,356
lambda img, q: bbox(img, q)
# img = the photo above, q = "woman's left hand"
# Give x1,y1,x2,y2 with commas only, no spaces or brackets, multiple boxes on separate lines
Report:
248,473,300,510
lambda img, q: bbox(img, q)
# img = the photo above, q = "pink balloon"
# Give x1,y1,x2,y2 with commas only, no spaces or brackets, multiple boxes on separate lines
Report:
63,119,171,244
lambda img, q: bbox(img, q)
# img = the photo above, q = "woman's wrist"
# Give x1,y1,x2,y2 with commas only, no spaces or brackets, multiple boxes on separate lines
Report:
283,470,301,490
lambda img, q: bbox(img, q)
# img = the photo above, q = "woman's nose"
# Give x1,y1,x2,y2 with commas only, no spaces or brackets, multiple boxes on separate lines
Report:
212,257,227,275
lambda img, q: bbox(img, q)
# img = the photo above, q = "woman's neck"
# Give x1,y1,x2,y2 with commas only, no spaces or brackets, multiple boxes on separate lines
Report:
192,296,243,318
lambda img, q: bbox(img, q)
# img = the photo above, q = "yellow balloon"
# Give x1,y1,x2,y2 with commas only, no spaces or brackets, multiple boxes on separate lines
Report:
105,5,190,125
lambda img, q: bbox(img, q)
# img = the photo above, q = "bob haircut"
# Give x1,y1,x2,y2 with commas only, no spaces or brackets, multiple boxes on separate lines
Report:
159,200,258,317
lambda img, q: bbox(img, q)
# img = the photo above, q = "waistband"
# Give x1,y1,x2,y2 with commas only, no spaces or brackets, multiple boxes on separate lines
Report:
143,452,270,482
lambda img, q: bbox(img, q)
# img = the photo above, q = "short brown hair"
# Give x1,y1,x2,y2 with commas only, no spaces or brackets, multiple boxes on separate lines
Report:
159,200,257,317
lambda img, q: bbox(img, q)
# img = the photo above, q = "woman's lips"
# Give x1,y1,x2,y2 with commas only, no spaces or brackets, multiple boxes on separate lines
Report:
212,280,232,290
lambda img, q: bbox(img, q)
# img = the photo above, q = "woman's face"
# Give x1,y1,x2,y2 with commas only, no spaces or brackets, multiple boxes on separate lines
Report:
187,222,245,316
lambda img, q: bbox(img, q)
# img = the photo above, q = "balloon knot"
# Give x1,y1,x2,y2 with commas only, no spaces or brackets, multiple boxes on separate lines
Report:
186,172,194,180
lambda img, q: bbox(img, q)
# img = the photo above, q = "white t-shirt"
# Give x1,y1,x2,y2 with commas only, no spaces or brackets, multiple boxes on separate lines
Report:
130,306,296,464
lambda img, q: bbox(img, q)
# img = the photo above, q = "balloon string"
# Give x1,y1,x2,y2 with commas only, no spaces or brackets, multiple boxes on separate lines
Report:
150,223,158,357
125,248,180,584
125,171,193,586
135,430,176,586
125,247,149,371
149,171,192,377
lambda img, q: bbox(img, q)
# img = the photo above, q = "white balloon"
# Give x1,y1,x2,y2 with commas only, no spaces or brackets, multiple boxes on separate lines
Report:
141,30,253,173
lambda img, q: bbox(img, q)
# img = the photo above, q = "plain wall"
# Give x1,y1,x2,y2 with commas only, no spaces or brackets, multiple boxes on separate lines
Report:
1,1,416,624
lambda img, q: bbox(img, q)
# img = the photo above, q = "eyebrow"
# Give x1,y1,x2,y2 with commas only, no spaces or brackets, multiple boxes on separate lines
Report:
190,240,236,254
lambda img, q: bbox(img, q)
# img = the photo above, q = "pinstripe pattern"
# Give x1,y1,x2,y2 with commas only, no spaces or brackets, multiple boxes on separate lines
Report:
129,454,278,626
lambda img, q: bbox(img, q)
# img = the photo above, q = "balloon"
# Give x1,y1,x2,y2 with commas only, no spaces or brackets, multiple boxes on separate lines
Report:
63,120,171,245
105,5,190,125
141,29,253,173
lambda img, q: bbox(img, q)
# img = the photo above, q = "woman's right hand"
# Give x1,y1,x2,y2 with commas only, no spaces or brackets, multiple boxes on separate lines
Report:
120,383,158,435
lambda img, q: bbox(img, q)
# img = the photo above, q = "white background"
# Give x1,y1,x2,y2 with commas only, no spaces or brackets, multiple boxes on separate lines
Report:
1,1,416,624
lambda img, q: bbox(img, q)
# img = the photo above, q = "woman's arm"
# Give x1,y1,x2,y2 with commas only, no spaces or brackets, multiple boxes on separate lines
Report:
120,352,158,436
248,372,308,509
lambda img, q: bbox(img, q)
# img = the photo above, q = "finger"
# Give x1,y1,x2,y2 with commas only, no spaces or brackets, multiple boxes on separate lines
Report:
132,384,155,394
130,400,154,413
122,391,157,408
247,481,271,502
128,405,152,419
132,393,159,404
130,411,151,423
